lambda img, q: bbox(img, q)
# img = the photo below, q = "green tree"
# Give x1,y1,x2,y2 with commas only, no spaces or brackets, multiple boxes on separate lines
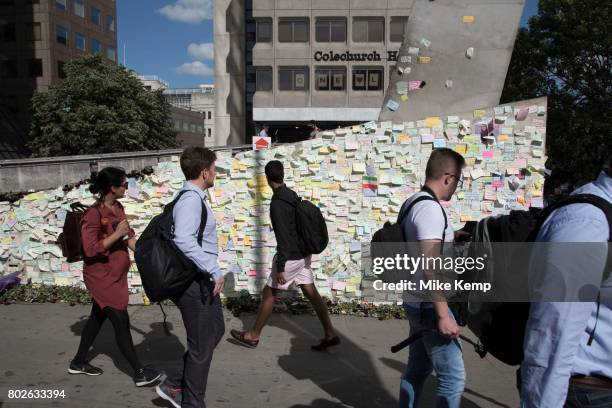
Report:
28,54,180,156
501,0,611,191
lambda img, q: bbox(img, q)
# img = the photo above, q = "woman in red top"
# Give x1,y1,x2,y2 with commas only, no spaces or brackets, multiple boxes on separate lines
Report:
68,167,161,387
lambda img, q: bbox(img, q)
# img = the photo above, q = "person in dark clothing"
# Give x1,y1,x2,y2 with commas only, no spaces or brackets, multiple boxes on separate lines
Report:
230,160,339,350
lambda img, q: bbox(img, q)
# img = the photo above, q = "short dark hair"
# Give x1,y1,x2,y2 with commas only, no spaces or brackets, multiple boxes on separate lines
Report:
180,147,216,180
265,160,284,184
89,167,126,197
425,148,466,180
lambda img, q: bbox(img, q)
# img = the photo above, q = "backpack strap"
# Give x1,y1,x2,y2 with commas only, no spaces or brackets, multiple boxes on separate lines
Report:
397,187,448,253
531,194,612,242
173,190,208,247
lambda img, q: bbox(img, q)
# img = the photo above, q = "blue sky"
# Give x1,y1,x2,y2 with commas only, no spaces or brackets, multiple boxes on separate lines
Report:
117,0,539,89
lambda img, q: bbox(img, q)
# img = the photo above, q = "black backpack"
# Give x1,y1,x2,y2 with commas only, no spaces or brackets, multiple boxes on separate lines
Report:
276,196,329,255
134,190,208,302
372,193,447,244
464,194,612,366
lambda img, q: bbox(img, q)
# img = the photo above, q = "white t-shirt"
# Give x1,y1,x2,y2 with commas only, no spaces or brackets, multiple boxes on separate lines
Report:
399,191,454,306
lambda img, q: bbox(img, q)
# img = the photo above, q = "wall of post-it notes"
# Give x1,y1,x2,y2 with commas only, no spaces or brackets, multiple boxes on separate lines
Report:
0,99,548,303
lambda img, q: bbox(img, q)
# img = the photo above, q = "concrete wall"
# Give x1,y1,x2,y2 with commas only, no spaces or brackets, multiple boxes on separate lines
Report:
0,145,253,193
379,0,525,122
214,0,246,146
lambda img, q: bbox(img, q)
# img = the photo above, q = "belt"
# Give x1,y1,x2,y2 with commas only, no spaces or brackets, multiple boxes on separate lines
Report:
570,375,612,389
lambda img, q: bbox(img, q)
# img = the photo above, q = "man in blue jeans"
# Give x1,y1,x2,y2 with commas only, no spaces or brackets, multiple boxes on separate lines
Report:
398,148,466,408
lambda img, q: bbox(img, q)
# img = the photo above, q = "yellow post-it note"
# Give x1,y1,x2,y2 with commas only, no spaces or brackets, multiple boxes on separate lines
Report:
473,109,487,119
352,125,361,134
419,56,431,64
463,15,475,23
455,144,467,155
498,134,509,142
400,94,409,102
460,214,472,222
425,116,442,128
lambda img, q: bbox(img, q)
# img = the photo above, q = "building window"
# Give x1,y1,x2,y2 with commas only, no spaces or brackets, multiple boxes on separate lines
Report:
0,23,16,43
91,7,101,25
106,15,115,31
75,32,86,51
182,122,189,132
55,0,66,10
390,16,408,42
57,61,66,79
91,38,102,54
173,120,181,131
255,18,272,43
315,66,346,91
106,46,115,61
315,18,346,43
207,128,211,138
28,58,43,77
197,125,203,134
74,0,85,18
25,23,41,41
0,60,18,78
353,17,384,43
278,18,309,43
279,66,308,91
56,25,68,45
189,123,196,133
207,111,211,120
352,66,383,91
255,66,272,91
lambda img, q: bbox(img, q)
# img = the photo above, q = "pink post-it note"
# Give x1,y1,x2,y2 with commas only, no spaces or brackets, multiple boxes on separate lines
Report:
482,150,494,159
331,280,346,291
246,270,257,277
492,180,504,188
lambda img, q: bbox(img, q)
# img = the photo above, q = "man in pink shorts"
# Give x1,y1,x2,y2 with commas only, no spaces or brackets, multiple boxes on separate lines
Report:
230,160,340,351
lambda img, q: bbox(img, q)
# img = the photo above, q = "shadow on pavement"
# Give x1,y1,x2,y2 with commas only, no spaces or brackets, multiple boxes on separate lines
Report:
233,309,398,408
69,316,184,380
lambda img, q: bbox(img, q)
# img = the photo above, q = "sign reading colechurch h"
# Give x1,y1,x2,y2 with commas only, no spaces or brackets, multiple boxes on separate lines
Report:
314,50,399,62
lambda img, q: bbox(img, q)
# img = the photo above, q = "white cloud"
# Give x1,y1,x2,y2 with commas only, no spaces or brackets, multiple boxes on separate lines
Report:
176,61,214,76
188,43,214,60
157,0,213,24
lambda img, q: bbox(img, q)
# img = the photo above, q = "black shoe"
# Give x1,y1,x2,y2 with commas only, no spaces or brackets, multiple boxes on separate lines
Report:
156,383,182,408
68,361,103,376
133,367,162,387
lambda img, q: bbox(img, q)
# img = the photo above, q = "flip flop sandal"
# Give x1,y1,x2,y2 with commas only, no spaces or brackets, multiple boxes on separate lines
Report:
230,329,259,348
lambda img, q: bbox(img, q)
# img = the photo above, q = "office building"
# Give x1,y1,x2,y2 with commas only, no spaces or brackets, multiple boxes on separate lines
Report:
0,0,117,158
214,0,410,144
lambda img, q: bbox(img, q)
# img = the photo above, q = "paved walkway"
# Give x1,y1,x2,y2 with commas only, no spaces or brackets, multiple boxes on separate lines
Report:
0,304,518,407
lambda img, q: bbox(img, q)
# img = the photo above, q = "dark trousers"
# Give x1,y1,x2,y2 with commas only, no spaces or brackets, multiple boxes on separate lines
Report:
167,280,224,408
565,383,612,408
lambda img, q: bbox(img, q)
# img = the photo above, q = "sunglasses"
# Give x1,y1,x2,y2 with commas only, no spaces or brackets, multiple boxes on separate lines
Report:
445,173,463,189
